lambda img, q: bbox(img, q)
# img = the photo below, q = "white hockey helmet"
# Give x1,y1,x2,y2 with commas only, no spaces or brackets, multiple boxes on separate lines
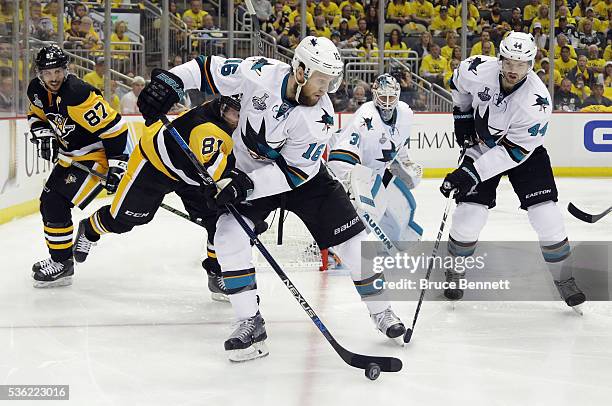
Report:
372,74,401,122
499,31,537,65
291,36,344,101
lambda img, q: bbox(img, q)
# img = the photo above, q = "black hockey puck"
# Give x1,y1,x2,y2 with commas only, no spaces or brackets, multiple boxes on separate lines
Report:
403,328,413,343
365,362,381,380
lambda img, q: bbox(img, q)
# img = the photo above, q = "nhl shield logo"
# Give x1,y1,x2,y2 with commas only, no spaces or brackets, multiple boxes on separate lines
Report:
478,87,491,101
64,173,77,184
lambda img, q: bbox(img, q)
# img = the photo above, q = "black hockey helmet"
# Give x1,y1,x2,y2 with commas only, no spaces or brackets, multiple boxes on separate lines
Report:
220,94,241,112
35,44,69,72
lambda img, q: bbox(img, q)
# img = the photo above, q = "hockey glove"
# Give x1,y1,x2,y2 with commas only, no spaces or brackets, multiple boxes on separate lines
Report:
213,169,254,207
30,127,59,163
387,159,423,189
440,160,480,198
137,68,185,126
453,107,478,149
105,155,128,194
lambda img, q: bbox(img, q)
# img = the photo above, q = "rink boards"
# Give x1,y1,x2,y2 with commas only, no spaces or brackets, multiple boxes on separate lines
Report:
1,112,611,224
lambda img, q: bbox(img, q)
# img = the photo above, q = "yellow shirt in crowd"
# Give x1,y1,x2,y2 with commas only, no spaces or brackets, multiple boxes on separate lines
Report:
554,58,577,77
420,54,448,75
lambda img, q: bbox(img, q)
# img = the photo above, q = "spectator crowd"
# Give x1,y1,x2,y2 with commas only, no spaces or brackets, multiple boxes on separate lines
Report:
0,0,610,112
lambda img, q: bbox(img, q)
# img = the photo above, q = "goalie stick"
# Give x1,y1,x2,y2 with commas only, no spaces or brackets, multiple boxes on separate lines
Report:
567,203,612,224
159,116,402,378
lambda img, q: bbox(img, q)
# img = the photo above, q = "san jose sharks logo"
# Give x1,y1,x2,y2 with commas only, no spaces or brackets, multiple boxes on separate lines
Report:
316,108,334,132
478,87,491,101
474,106,504,148
310,38,318,47
361,116,373,130
376,140,397,163
252,93,269,111
468,56,485,75
250,57,272,76
241,118,281,160
533,94,549,112
47,113,74,148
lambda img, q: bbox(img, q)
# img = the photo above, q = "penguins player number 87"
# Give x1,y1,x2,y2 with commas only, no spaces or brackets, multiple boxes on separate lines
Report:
84,102,108,127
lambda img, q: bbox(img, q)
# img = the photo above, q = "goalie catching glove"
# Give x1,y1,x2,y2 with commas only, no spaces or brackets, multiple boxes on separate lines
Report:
30,127,58,163
386,158,423,189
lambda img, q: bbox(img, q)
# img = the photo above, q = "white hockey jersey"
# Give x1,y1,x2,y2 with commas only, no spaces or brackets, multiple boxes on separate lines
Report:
170,55,336,199
449,55,552,181
327,101,414,181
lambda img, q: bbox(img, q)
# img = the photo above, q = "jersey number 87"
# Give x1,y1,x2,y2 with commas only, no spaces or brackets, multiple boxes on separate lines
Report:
84,101,108,127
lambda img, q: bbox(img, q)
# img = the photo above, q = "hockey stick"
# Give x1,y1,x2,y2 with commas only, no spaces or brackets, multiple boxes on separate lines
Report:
567,203,612,224
244,0,264,55
403,191,454,344
57,154,200,226
160,115,402,378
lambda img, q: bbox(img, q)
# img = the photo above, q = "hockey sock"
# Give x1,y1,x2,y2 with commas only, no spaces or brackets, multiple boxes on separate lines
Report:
228,289,259,320
44,221,74,262
528,202,572,280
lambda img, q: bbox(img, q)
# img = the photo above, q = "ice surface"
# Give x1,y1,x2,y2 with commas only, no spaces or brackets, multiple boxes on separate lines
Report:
1,178,611,406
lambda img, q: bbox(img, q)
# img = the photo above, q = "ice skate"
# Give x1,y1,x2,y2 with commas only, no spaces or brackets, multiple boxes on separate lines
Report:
32,258,74,288
554,277,586,315
202,258,229,302
224,312,269,362
73,219,96,263
371,306,406,346
444,268,465,301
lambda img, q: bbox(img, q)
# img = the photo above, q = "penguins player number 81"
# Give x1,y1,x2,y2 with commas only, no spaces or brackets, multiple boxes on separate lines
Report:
84,101,108,127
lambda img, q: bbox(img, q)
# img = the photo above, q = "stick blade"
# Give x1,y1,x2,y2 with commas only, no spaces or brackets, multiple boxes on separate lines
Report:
568,203,595,223
334,342,402,372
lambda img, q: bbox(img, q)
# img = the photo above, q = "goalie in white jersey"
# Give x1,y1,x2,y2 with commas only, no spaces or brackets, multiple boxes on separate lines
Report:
440,31,586,310
138,36,407,361
328,74,423,249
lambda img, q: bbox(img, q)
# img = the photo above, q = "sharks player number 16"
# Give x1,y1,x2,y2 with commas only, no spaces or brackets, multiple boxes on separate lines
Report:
440,31,585,310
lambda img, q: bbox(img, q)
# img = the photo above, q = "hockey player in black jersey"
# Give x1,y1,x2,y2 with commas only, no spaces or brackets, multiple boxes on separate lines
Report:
72,95,242,302
29,45,128,288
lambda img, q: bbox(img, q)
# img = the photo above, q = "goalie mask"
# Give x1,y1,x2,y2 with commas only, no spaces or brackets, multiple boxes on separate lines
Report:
372,74,400,122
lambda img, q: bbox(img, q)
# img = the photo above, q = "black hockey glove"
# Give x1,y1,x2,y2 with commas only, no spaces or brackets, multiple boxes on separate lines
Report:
212,169,254,207
30,127,59,163
440,160,481,199
105,155,128,194
453,107,478,149
137,68,185,126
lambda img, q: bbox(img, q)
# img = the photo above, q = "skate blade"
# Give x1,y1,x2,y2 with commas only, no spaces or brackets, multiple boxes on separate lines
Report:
392,336,405,347
571,304,584,316
32,276,73,289
211,292,230,302
228,341,269,362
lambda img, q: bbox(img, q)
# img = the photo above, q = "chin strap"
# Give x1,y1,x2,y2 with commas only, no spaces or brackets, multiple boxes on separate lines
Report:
295,77,306,103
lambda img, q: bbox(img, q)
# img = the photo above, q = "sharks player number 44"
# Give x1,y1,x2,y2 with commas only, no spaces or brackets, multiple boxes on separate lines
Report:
440,31,586,311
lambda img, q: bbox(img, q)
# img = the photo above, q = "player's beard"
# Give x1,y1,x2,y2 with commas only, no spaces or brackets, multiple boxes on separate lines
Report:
293,82,322,106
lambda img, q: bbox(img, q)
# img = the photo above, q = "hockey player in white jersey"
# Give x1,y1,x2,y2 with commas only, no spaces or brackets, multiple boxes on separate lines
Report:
137,36,407,361
440,31,586,310
327,74,423,248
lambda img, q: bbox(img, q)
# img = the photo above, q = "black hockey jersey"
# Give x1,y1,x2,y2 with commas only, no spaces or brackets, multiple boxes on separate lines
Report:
138,99,235,185
27,74,128,164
